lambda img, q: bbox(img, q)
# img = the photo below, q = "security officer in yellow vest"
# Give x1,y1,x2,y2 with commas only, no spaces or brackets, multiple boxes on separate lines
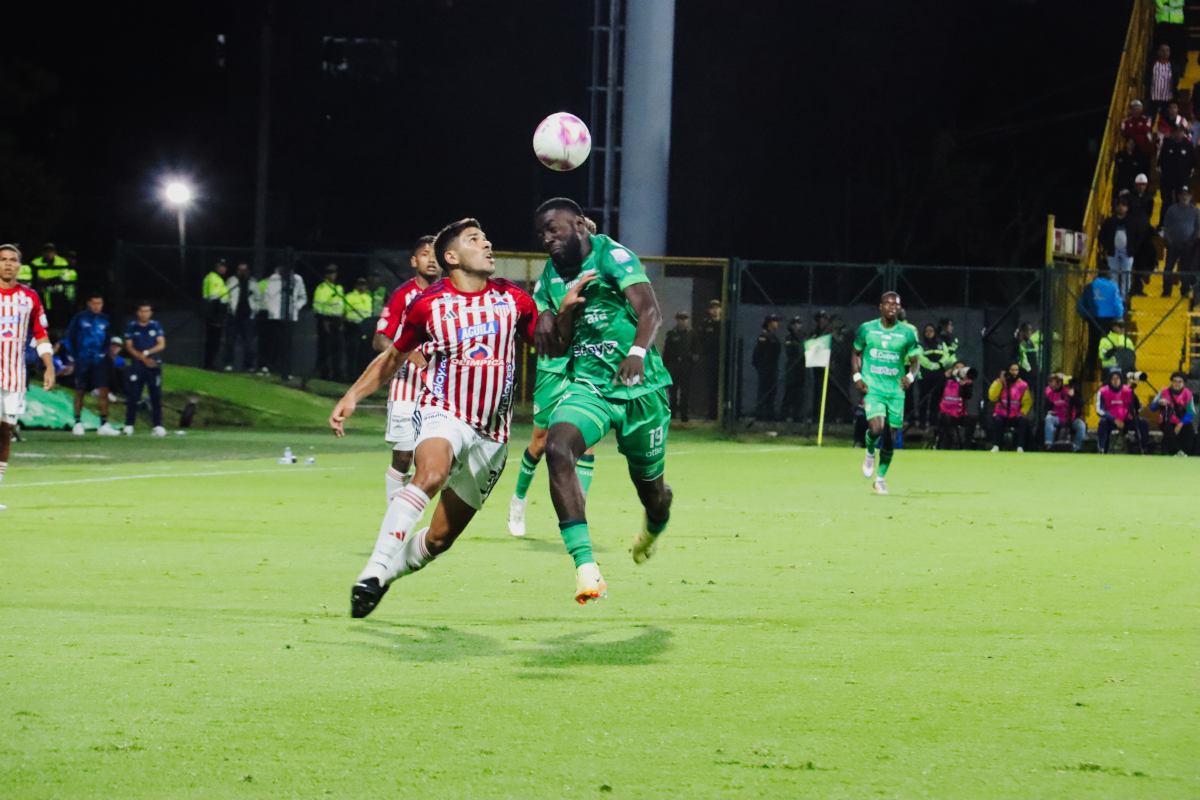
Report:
1098,319,1136,372
313,263,347,382
202,259,230,370
343,277,375,377
1157,0,1185,63
21,243,77,329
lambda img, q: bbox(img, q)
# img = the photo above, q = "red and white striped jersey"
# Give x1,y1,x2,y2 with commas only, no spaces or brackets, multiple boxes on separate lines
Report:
393,278,537,443
0,285,49,392
379,279,431,403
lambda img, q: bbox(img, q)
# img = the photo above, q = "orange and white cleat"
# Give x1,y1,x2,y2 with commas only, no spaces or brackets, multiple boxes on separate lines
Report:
873,477,888,495
574,562,607,604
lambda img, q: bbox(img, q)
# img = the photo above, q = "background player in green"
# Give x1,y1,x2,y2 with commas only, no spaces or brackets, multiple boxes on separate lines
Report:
852,291,919,495
506,218,601,538
533,197,674,604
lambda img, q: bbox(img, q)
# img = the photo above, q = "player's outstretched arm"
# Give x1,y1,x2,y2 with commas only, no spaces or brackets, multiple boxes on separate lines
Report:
329,347,407,437
615,281,661,387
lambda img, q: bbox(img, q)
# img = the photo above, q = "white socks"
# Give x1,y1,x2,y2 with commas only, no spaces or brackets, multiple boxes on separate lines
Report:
384,466,411,504
0,461,6,485
359,485,432,584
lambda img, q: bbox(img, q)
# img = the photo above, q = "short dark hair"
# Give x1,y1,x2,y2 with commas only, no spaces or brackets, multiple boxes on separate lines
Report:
1111,319,1125,330
434,218,483,270
413,234,436,253
881,290,900,302
1171,370,1187,381
534,197,583,221
137,300,152,310
0,244,21,260
88,291,103,301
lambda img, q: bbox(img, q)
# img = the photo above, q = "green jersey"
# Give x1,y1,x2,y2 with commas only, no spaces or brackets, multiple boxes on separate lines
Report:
532,261,576,376
853,318,920,398
537,234,671,400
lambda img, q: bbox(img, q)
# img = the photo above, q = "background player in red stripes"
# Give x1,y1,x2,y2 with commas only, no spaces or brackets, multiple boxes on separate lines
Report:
330,219,538,618
372,234,442,502
0,244,56,510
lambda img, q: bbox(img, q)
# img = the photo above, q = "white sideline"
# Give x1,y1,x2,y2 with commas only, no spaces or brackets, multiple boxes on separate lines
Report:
2,466,357,489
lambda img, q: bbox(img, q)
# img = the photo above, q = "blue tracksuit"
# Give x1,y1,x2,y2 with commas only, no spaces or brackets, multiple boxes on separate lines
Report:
65,310,110,365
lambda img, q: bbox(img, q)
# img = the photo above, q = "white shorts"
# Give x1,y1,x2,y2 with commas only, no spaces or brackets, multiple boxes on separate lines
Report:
0,389,25,425
414,407,507,510
385,400,417,450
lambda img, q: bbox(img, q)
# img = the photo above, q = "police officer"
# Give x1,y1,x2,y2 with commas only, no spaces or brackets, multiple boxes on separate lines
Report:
313,264,347,381
663,311,696,422
123,302,167,437
781,317,806,422
752,314,782,420
26,243,77,329
917,323,948,428
1098,319,1136,371
202,260,229,369
695,299,723,419
344,277,374,377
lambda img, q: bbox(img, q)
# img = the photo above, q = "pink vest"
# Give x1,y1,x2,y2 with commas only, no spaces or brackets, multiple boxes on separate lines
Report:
993,379,1028,418
1099,384,1133,421
1045,386,1074,422
1157,387,1192,424
940,379,970,417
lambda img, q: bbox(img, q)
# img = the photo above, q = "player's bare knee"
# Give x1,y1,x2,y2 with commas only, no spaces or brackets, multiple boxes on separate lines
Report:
544,433,578,474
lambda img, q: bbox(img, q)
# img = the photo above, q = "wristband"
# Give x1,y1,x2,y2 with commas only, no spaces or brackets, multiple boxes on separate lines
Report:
908,370,919,382
36,342,53,357
627,345,646,359
853,372,863,382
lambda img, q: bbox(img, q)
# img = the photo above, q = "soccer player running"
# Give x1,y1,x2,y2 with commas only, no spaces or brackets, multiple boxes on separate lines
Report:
852,291,920,496
0,244,56,510
330,219,538,618
506,217,603,538
533,198,674,603
372,235,442,503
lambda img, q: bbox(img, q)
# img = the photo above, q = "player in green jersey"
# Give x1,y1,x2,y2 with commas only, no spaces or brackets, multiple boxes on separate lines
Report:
852,291,920,495
532,197,674,604
507,220,600,537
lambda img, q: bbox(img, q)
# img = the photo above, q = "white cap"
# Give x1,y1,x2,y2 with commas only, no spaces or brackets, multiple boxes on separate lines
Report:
1134,173,1148,184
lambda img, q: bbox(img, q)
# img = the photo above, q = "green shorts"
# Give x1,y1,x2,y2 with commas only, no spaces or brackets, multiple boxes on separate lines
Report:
533,370,572,429
548,384,671,481
864,393,905,428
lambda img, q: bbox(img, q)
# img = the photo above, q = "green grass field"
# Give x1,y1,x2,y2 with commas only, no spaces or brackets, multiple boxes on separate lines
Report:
1,426,1196,798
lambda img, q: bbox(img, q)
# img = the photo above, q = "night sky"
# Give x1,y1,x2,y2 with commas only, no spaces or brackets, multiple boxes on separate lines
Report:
3,0,1130,266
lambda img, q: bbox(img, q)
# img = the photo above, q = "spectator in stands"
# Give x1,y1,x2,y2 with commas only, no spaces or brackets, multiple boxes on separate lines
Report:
224,262,261,372
1121,100,1155,155
752,314,781,420
1158,126,1193,211
988,362,1030,453
1114,137,1149,200
201,259,229,370
261,266,308,375
938,317,959,363
1077,271,1124,377
1147,44,1180,120
313,264,347,382
1121,175,1156,297
1151,370,1196,455
1156,2,1186,65
1162,186,1200,297
781,317,805,422
1098,320,1136,372
1155,99,1186,142
663,311,696,422
1099,196,1142,298
916,323,948,429
936,361,976,450
65,292,119,436
344,277,374,377
1043,372,1085,452
1096,369,1151,454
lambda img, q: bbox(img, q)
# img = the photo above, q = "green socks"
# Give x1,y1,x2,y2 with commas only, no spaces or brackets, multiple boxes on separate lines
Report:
646,514,669,536
866,431,879,456
515,450,594,501
514,448,539,500
558,520,594,568
576,453,595,496
878,430,894,477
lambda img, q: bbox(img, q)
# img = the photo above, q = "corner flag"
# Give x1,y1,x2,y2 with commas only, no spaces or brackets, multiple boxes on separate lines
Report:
804,334,832,445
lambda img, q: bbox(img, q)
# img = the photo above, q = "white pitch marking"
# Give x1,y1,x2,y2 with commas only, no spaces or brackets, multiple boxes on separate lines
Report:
2,466,357,489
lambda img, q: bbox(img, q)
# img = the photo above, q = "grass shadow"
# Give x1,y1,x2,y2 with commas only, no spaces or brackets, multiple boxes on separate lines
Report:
345,622,503,662
524,625,672,668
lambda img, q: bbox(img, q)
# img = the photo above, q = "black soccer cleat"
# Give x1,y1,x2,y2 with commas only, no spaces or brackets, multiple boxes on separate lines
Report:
350,577,389,619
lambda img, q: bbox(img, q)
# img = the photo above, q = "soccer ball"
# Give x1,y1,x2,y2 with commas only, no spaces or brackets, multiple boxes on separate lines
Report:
532,112,591,171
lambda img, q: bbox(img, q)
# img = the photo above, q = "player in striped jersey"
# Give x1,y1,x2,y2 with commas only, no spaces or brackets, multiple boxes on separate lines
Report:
330,219,539,618
372,235,442,503
0,245,56,510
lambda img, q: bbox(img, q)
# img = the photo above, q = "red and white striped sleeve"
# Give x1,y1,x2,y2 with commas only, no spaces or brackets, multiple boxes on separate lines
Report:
393,295,432,354
27,288,49,342
512,286,537,346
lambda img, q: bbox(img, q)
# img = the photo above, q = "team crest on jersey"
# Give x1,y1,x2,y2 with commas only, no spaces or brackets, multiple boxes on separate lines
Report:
493,302,512,316
611,247,632,264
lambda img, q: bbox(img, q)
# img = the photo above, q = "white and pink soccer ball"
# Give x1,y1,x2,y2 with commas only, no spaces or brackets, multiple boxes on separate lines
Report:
532,112,592,171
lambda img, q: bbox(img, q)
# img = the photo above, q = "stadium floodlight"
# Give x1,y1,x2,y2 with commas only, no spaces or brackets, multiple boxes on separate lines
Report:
162,180,195,275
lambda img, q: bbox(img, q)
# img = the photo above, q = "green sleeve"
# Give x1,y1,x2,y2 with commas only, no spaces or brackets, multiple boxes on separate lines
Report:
532,274,552,313
906,329,921,359
602,246,650,291
853,324,867,351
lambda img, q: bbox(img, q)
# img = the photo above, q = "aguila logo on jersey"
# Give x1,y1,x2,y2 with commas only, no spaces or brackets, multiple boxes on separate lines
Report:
452,341,505,367
458,320,499,340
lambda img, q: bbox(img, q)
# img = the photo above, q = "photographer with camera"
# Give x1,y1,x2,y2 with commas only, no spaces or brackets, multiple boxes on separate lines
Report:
988,362,1031,452
1096,368,1151,454
936,361,977,449
1150,371,1196,456
1044,373,1086,452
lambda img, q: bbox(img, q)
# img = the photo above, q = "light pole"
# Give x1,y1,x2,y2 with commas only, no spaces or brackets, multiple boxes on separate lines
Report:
164,181,193,276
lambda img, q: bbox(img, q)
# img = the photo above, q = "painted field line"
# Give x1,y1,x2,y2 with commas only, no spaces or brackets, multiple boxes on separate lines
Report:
3,466,358,489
